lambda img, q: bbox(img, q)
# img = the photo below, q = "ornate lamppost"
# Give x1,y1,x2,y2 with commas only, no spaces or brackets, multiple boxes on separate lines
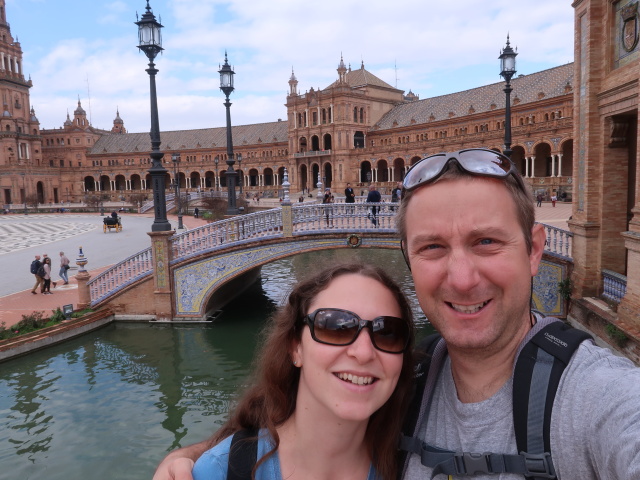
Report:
136,0,171,231
499,35,517,159
237,153,243,195
172,152,184,229
219,53,239,215
98,170,105,216
214,155,219,192
21,172,27,215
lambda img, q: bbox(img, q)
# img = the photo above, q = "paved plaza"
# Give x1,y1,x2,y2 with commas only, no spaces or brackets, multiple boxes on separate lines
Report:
0,201,572,328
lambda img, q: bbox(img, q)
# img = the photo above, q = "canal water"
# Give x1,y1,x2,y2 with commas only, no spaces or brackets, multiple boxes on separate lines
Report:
0,249,430,480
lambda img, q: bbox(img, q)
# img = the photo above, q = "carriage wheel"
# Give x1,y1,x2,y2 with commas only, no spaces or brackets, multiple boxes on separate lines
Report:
103,224,107,233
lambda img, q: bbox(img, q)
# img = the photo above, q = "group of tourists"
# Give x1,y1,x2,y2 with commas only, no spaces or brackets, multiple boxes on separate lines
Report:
154,148,640,480
30,252,70,295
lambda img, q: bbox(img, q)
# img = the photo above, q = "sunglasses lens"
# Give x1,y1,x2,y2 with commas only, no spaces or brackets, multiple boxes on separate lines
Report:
313,310,360,345
310,310,408,353
403,154,447,190
457,150,512,176
370,317,409,353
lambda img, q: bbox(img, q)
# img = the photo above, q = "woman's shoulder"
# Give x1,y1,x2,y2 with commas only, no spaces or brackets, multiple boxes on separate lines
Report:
193,430,279,480
192,435,234,480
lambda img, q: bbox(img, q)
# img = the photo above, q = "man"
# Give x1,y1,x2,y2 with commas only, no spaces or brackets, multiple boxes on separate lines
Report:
366,184,381,226
322,187,333,227
536,193,543,207
344,182,355,204
391,181,402,203
154,149,640,480
30,254,43,295
59,251,70,285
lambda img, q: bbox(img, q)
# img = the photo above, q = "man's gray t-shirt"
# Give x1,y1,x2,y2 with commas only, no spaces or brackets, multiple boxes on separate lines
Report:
404,318,640,479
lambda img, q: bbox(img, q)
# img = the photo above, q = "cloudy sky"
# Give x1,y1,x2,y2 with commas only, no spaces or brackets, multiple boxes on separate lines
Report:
7,0,575,134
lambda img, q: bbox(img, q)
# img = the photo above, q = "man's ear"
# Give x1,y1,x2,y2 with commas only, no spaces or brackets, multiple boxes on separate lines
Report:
529,224,546,277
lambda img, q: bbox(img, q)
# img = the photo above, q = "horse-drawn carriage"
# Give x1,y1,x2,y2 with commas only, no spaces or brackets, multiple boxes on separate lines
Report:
103,215,122,233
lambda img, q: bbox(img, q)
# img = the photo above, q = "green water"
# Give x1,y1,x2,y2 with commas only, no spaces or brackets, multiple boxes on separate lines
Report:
0,249,429,480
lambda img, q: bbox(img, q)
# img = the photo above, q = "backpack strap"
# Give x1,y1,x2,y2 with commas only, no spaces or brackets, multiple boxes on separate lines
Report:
398,321,592,480
513,321,592,480
227,429,259,480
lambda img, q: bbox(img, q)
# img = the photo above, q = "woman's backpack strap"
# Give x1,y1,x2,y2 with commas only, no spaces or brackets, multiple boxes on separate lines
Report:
227,428,259,480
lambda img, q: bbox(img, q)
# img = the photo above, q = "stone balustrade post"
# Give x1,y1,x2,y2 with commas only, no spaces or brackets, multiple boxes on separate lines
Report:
148,230,176,321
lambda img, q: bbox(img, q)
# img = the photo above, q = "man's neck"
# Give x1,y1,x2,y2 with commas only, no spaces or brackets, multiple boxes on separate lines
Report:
447,320,531,403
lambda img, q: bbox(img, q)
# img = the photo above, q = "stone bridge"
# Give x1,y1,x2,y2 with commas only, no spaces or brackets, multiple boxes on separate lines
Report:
85,203,574,321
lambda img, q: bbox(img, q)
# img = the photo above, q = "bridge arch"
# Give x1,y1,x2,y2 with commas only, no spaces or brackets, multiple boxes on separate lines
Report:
173,234,399,319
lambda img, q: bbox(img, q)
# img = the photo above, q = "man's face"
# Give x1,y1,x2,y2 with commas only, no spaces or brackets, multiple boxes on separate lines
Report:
404,177,544,356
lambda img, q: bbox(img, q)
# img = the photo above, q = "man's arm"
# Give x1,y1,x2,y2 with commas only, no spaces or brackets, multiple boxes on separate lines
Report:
153,440,210,480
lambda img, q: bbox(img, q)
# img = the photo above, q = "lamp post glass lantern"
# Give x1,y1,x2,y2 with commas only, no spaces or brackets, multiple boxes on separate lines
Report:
499,34,517,159
219,52,239,215
172,153,184,229
136,0,171,231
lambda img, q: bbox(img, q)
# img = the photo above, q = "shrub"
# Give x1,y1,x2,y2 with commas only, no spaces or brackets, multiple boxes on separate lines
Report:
605,323,628,346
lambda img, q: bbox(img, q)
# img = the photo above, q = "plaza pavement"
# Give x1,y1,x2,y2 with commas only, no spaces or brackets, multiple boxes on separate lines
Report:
0,201,572,329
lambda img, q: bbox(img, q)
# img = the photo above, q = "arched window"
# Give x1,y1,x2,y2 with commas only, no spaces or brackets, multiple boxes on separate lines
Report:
353,107,358,123
360,108,364,123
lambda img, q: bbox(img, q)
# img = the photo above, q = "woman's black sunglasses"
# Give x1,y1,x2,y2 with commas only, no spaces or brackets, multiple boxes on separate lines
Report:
303,308,410,354
402,148,527,194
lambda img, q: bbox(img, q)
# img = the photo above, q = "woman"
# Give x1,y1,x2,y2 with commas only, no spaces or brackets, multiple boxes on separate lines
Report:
322,188,334,227
193,263,415,480
42,257,56,294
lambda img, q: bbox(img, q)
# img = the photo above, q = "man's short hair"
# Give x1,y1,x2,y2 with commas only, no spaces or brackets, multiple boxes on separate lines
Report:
397,164,536,253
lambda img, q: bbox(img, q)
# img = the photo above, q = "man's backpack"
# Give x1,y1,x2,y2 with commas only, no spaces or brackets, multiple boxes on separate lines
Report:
398,320,592,480
30,260,39,274
37,264,46,278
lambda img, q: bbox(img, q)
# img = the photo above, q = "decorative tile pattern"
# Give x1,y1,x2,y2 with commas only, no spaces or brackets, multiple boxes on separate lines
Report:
532,260,566,317
174,235,399,315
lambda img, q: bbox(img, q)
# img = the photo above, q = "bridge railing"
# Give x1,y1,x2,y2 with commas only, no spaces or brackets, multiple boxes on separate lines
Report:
539,222,572,259
88,247,154,305
171,208,283,262
292,202,398,233
602,269,627,305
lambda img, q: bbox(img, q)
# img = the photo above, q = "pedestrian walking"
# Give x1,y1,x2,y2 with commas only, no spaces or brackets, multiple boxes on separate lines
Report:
59,251,70,285
42,257,56,294
322,188,334,227
194,207,199,218
30,255,44,295
551,194,557,207
366,184,382,226
536,193,543,207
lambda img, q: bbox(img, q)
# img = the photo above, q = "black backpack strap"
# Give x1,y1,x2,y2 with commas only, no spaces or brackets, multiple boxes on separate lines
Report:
397,333,445,480
513,321,592,480
227,428,259,480
398,321,591,480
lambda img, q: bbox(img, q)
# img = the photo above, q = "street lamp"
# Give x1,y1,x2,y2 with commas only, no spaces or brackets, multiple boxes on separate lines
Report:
136,0,171,231
21,172,27,215
214,155,219,192
237,153,243,195
219,52,239,215
172,152,184,229
499,34,517,159
98,170,105,215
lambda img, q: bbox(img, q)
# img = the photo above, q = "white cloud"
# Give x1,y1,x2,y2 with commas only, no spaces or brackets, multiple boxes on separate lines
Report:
17,0,575,133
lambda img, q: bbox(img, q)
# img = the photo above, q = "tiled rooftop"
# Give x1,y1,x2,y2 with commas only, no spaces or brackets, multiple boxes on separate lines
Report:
90,120,289,155
325,63,399,91
374,63,574,130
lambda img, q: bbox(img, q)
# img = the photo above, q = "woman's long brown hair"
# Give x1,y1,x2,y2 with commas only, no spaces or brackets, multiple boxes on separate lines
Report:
208,262,415,480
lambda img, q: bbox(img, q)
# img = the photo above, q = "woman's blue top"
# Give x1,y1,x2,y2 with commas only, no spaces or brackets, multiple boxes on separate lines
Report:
192,429,379,480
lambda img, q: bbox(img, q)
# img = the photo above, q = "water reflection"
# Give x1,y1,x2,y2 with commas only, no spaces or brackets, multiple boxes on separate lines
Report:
0,249,429,479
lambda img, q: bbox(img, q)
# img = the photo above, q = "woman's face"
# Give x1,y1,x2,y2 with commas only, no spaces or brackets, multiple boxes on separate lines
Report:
292,273,404,425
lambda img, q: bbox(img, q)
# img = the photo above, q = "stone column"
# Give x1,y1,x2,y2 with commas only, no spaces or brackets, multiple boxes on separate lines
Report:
530,156,536,178
551,154,557,177
557,154,563,177
524,157,530,178
618,231,640,332
148,231,176,321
